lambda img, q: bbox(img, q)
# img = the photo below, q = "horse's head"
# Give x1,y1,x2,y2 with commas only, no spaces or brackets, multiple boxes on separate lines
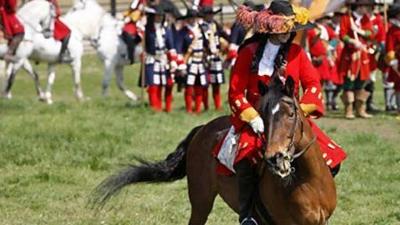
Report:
258,74,314,179
71,0,88,11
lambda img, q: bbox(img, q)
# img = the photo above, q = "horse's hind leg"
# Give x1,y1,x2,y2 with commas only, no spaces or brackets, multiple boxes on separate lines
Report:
187,179,218,225
115,65,137,101
187,140,219,225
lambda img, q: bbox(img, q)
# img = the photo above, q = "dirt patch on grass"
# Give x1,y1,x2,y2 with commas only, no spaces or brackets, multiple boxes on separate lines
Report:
317,115,400,142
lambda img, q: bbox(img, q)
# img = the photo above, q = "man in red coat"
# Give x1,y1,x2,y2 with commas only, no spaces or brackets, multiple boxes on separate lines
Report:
0,0,24,63
226,1,346,224
365,9,386,112
385,4,400,116
48,0,72,62
338,0,375,119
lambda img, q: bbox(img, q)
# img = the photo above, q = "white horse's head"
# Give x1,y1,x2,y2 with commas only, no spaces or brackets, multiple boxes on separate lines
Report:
63,0,106,39
17,0,53,36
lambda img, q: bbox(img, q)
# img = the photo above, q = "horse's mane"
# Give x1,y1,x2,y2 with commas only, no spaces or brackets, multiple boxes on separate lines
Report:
259,73,286,117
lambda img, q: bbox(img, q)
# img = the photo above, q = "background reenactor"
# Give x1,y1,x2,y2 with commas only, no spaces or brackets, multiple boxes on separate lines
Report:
338,0,375,119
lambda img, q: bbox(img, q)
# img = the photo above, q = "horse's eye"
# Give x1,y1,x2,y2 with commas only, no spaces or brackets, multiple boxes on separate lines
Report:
288,111,295,118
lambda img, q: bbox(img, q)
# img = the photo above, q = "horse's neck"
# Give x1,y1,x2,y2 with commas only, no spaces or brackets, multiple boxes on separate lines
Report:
63,0,106,39
17,0,50,29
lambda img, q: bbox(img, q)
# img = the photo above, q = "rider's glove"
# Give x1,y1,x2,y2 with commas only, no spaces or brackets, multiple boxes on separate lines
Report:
249,116,264,134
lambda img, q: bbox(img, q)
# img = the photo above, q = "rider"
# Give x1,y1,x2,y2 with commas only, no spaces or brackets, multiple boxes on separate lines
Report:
228,1,346,224
0,0,24,63
121,0,146,64
48,0,72,62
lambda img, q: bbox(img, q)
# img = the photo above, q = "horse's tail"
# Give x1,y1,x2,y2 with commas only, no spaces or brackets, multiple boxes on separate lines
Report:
88,125,203,209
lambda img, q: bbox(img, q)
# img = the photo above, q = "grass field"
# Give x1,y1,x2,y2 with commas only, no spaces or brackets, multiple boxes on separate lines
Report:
0,54,399,225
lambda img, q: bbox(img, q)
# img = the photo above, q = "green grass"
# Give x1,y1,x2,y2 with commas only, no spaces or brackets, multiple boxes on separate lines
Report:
0,54,399,225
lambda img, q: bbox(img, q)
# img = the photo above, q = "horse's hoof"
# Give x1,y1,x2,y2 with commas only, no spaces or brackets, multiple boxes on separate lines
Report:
38,92,46,102
125,91,138,101
4,92,12,99
46,99,53,105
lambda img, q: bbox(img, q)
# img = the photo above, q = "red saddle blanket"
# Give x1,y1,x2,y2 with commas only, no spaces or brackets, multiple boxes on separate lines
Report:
212,119,347,176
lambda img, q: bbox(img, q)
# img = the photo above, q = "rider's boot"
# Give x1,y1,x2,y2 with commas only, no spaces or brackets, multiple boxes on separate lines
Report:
58,34,72,63
234,159,258,225
4,33,24,63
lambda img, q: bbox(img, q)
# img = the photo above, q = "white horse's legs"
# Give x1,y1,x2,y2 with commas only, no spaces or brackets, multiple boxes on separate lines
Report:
71,59,84,101
3,61,24,99
44,64,56,104
102,59,114,97
115,65,137,101
21,59,45,100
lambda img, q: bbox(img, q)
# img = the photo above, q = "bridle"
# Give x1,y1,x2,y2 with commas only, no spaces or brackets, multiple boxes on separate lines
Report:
261,97,316,175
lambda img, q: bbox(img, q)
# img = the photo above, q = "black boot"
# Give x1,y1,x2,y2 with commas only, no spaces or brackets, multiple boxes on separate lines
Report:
121,31,141,64
4,33,24,63
365,80,379,113
235,160,258,225
59,34,72,63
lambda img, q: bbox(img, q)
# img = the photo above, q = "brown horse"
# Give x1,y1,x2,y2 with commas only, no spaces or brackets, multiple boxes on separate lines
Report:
90,76,337,225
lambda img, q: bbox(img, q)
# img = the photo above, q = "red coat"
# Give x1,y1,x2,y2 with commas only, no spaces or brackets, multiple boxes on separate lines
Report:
326,24,344,85
338,13,374,81
386,24,400,91
369,13,386,71
213,42,346,174
307,27,330,81
0,0,24,39
228,42,326,162
48,0,70,41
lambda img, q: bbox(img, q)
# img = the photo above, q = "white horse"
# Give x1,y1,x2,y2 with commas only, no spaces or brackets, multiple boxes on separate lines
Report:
1,0,84,104
62,0,139,101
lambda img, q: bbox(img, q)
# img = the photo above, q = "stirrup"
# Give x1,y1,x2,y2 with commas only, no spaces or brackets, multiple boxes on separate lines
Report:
241,217,258,225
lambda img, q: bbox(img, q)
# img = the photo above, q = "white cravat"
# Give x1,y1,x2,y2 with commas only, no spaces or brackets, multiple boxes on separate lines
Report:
352,11,363,26
258,41,281,76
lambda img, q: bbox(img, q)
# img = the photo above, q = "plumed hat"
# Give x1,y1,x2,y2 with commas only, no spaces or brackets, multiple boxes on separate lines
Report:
236,0,314,34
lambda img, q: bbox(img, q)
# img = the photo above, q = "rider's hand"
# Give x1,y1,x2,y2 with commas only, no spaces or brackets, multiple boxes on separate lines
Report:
249,116,264,134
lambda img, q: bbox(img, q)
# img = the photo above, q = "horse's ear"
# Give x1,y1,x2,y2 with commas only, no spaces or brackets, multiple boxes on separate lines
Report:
284,76,295,97
258,81,268,96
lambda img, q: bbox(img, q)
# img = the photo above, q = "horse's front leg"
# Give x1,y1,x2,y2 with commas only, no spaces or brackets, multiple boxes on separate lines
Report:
22,59,44,100
71,58,84,101
3,60,23,99
102,59,114,97
44,64,56,104
115,65,137,101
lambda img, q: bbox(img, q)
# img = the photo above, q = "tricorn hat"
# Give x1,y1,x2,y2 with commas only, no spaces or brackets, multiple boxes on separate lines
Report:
345,0,375,5
145,5,165,16
177,9,200,20
236,0,314,34
388,4,400,18
200,6,222,16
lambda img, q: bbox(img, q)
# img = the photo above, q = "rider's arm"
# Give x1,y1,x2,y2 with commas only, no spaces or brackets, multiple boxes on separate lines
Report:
228,44,258,123
296,45,325,118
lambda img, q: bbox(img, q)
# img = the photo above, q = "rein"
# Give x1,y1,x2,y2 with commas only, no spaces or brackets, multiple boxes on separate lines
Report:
260,98,316,167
